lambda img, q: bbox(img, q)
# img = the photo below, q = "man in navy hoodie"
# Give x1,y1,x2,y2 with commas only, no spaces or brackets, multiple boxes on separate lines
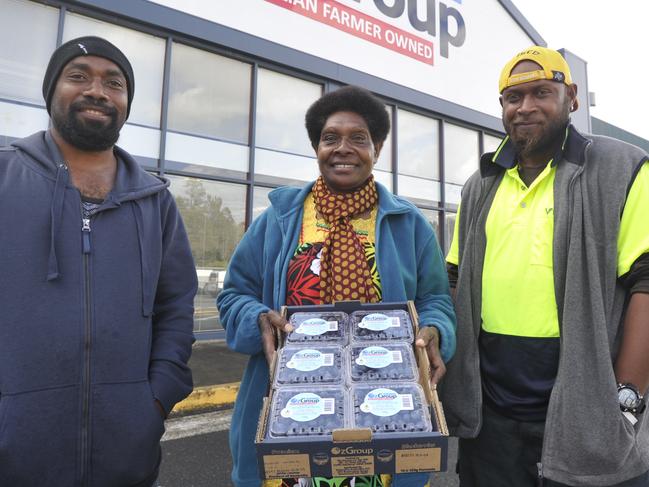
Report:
0,37,197,486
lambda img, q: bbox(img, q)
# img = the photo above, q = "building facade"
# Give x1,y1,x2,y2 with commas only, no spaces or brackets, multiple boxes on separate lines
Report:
1,0,634,337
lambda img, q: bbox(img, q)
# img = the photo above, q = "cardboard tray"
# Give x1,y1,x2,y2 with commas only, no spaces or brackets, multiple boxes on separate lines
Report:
255,300,449,479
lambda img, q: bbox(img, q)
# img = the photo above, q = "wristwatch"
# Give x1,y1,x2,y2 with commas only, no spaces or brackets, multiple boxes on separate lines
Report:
617,383,646,414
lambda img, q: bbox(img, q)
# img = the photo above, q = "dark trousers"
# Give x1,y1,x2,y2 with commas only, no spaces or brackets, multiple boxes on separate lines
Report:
458,405,649,487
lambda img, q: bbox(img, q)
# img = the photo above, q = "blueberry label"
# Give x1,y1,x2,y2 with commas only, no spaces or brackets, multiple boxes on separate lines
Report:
287,349,334,371
359,313,400,331
360,388,414,417
356,346,403,369
296,318,338,336
280,392,335,422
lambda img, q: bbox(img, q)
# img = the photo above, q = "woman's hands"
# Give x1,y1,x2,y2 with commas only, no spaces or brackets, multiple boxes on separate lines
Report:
258,310,294,365
415,326,445,388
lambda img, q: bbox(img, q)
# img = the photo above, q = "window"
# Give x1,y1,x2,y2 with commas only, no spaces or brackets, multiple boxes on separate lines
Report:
396,109,440,204
483,133,503,154
252,186,273,222
63,13,165,128
168,43,251,143
374,104,393,172
444,122,479,206
169,175,246,269
256,68,321,156
254,69,321,185
418,208,441,243
444,212,457,254
0,0,58,105
253,150,319,186
444,122,479,186
397,109,439,179
168,175,246,333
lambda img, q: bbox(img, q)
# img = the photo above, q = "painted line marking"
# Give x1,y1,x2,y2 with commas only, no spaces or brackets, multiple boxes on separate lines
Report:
172,383,240,414
162,409,232,442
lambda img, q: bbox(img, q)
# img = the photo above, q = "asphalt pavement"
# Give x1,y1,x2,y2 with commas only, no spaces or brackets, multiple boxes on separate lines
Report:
160,429,234,486
188,340,248,388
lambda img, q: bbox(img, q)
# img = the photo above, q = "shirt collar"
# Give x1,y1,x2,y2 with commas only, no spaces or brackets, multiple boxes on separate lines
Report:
492,125,571,170
480,124,590,178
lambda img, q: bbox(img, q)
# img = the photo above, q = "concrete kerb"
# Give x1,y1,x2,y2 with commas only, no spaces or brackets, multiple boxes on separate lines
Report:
171,382,240,416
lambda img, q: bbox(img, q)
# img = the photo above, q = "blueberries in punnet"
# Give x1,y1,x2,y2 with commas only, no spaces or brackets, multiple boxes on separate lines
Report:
267,308,434,440
275,345,345,385
352,383,432,433
286,312,349,344
350,310,413,343
350,342,418,383
268,387,347,438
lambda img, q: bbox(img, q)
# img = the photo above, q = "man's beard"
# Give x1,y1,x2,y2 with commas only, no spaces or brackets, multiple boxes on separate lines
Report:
505,100,570,159
51,99,122,152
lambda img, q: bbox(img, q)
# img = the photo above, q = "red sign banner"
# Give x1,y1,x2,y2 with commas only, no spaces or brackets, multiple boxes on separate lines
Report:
265,0,434,65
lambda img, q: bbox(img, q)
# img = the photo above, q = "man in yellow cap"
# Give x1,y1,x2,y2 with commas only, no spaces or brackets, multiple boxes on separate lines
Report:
441,46,649,486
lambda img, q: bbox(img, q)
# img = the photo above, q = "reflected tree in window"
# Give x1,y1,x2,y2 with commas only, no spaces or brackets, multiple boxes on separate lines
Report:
173,178,245,269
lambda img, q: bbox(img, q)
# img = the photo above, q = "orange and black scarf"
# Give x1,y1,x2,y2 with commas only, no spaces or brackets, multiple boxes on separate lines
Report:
312,176,379,304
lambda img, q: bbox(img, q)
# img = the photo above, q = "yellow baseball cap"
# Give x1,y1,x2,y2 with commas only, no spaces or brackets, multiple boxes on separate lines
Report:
499,46,573,93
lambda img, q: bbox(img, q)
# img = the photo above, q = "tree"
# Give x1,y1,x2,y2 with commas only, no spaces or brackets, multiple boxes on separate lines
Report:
174,179,245,269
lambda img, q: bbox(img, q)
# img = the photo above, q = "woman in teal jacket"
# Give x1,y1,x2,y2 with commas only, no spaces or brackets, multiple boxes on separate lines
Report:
217,86,456,487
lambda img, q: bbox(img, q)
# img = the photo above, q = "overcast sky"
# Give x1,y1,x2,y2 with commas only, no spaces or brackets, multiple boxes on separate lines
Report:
512,1,649,140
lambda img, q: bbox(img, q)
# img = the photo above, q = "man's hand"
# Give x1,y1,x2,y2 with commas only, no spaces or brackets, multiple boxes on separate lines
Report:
259,310,294,365
415,326,445,388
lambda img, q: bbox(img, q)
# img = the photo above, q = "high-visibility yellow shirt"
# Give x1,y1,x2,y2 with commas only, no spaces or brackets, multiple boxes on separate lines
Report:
447,158,649,338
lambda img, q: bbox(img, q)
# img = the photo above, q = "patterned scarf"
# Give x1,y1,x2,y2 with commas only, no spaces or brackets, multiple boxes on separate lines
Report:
312,175,379,304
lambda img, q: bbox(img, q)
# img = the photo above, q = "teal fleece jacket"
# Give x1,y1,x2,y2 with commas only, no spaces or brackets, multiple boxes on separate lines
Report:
217,181,456,487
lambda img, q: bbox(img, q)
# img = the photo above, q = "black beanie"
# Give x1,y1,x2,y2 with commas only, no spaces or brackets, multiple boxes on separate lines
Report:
42,36,135,118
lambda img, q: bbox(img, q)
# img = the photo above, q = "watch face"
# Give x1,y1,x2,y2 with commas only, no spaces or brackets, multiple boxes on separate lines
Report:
619,387,640,409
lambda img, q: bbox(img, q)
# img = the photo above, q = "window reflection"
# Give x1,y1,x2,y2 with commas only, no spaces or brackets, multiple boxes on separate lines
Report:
0,101,49,140
397,109,439,179
0,0,58,105
483,133,503,154
397,174,440,206
445,182,462,207
168,43,251,143
165,131,249,175
444,122,479,186
444,212,457,254
374,104,393,172
63,13,165,128
418,208,441,243
256,68,321,156
168,175,246,332
254,148,319,184
252,186,273,222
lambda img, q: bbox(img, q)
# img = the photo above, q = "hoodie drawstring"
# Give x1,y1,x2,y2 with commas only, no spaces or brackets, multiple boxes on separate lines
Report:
47,163,68,281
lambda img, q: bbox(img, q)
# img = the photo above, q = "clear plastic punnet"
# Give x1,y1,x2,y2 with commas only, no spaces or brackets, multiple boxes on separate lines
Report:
350,309,414,343
267,386,348,439
286,311,348,344
351,383,432,433
350,342,418,383
274,344,345,386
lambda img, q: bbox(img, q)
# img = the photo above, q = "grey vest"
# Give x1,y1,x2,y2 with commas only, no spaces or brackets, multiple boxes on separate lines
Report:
440,126,649,485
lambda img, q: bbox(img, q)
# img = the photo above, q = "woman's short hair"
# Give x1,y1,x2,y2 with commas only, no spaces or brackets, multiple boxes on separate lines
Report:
305,85,390,149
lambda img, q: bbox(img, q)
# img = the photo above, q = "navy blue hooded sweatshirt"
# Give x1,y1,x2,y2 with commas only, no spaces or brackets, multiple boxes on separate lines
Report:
0,131,197,486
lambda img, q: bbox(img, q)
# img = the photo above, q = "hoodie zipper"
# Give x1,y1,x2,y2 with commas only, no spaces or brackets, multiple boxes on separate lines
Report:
80,210,92,486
